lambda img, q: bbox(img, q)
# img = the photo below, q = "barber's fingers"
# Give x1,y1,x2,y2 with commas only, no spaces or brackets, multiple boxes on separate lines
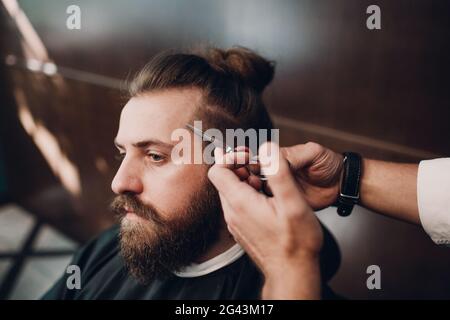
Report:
214,147,264,190
247,174,263,191
210,155,263,244
259,142,308,212
208,149,263,213
232,147,253,181
216,146,258,170
247,162,261,176
215,148,251,169
234,146,250,153
233,147,261,181
281,142,323,170
234,167,250,181
213,147,250,181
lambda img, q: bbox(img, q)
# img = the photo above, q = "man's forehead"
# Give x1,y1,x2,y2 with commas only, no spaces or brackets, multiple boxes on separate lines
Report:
116,88,203,145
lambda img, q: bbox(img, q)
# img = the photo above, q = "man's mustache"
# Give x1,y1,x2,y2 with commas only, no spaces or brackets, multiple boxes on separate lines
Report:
110,194,164,225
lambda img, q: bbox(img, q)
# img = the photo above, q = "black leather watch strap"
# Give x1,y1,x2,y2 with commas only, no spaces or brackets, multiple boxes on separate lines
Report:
337,152,362,216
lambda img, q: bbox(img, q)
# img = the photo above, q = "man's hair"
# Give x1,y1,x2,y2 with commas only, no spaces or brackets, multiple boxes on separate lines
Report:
127,46,275,132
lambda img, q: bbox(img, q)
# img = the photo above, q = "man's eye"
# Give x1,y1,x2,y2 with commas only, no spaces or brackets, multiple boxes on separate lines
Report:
147,152,165,162
115,153,125,162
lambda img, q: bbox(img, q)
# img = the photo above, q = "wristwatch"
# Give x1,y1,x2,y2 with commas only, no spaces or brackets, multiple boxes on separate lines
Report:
336,152,362,216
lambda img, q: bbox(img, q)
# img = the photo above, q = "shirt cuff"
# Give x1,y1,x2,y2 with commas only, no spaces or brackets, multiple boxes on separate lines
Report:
417,158,450,245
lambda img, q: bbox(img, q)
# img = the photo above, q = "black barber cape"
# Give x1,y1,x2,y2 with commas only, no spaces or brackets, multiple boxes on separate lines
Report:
42,225,340,300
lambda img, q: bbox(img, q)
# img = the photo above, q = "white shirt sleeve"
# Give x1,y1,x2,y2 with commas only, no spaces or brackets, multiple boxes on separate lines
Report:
417,158,450,245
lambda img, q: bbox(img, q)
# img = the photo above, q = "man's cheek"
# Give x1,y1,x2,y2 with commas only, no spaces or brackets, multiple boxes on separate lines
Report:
142,165,206,209
141,179,184,214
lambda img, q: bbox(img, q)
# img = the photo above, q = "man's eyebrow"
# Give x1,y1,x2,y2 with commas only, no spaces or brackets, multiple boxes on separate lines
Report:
114,138,174,149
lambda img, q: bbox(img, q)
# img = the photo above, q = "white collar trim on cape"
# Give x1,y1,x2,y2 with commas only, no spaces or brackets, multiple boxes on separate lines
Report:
173,243,245,278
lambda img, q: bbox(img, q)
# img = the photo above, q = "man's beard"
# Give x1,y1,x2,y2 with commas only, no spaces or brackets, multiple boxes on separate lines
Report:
110,181,223,284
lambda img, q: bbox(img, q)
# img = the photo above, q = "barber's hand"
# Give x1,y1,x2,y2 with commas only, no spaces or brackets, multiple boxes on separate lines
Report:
208,142,323,299
281,142,343,210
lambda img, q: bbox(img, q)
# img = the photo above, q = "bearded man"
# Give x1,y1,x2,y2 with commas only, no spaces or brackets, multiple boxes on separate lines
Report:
42,47,340,299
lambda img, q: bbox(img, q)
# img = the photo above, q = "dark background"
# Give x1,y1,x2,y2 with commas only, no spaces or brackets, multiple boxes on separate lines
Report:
1,0,449,299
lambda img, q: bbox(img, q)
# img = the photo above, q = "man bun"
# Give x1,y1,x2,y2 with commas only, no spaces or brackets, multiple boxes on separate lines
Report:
204,46,275,93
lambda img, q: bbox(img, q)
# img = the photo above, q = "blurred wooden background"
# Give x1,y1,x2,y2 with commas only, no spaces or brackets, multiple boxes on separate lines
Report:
1,0,449,299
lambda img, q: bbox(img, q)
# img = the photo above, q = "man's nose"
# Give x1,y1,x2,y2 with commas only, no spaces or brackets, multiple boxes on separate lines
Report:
111,159,144,195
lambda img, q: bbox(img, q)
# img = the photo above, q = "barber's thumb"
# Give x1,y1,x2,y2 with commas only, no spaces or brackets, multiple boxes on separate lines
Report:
281,143,321,170
258,142,281,177
213,147,225,165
